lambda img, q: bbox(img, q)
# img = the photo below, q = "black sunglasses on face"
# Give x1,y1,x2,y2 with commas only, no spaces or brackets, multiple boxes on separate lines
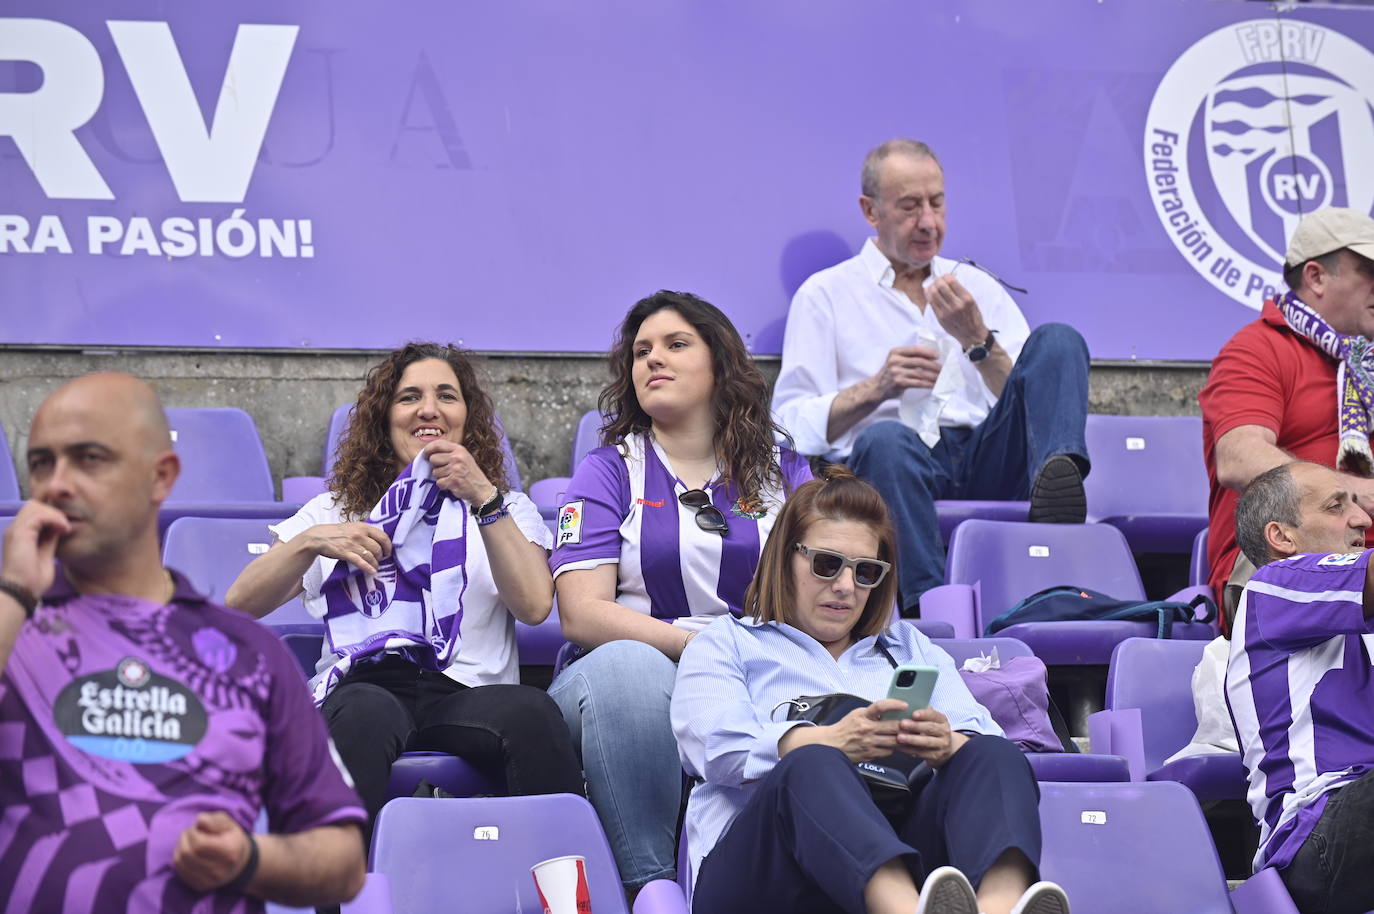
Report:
679,488,729,535
794,544,891,588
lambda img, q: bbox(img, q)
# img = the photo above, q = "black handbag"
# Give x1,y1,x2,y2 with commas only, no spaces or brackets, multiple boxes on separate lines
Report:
770,641,931,818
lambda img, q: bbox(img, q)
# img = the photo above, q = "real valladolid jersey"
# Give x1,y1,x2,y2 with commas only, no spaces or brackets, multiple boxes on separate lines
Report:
0,571,365,913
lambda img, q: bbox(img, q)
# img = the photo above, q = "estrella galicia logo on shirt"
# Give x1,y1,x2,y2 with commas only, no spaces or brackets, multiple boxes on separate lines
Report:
52,657,208,764
558,500,585,546
1144,20,1374,310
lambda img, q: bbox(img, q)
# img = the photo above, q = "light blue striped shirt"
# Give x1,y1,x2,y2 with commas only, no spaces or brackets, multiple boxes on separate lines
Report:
671,615,1001,882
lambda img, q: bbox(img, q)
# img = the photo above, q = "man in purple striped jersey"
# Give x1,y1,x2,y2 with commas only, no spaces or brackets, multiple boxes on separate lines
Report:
0,374,366,913
1227,461,1374,914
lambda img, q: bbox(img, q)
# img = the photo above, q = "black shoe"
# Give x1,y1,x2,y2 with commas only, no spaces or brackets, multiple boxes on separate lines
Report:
1029,455,1086,524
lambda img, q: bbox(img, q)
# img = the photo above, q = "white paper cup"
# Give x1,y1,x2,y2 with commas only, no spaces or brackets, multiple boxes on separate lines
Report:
531,855,592,914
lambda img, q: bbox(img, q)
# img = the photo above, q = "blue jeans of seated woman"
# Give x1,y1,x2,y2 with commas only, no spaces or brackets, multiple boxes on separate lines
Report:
547,639,680,887
847,322,1090,608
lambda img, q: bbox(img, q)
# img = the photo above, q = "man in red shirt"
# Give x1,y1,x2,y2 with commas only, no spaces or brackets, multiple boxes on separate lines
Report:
1200,207,1374,632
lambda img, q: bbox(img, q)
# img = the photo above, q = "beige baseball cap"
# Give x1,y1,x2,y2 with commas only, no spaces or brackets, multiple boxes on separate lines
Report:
1284,207,1374,267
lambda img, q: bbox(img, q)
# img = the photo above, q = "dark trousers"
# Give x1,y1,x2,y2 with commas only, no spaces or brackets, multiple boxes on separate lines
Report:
321,655,583,830
847,323,1090,608
692,736,1042,914
1281,769,1374,914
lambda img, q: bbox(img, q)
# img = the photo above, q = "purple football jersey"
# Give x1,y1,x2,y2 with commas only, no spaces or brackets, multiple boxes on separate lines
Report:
0,570,365,913
1226,550,1374,871
550,433,813,620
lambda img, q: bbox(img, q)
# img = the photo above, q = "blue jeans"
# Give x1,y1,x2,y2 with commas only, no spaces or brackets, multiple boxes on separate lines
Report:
848,323,1090,607
547,640,680,887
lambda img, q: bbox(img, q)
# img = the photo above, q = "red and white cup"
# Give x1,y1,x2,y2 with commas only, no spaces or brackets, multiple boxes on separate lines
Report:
531,854,592,914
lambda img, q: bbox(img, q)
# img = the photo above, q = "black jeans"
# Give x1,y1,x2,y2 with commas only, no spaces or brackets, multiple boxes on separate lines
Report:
321,655,583,831
693,736,1042,914
1281,769,1374,914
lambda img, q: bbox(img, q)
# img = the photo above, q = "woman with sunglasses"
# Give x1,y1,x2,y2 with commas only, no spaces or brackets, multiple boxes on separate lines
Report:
549,290,812,892
672,468,1069,914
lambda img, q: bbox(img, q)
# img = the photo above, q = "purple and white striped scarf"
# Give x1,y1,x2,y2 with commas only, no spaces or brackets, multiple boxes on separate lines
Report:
1278,290,1374,476
311,452,469,703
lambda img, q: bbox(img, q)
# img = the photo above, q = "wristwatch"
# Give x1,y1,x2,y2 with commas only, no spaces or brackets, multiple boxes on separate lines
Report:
474,487,505,518
965,331,997,363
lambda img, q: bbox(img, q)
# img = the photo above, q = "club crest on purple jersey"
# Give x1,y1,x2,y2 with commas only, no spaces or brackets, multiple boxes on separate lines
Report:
53,661,209,764
191,626,237,673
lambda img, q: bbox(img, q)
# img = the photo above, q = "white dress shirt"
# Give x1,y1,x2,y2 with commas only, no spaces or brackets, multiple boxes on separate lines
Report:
671,614,1001,883
772,239,1031,461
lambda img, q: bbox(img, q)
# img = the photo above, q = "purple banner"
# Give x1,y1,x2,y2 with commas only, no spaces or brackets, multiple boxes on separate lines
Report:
1,2,1372,358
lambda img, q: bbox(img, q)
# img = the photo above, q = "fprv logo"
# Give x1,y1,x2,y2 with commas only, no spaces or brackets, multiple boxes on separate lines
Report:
1144,20,1374,309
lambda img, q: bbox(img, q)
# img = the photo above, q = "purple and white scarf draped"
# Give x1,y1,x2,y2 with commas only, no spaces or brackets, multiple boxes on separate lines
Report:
1278,290,1374,476
311,452,469,704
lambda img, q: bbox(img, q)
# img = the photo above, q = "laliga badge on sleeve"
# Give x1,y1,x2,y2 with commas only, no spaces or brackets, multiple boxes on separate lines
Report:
557,500,584,546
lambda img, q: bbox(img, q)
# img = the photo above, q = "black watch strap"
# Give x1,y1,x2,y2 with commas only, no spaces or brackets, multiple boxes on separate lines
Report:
0,579,38,619
965,330,997,362
475,488,505,518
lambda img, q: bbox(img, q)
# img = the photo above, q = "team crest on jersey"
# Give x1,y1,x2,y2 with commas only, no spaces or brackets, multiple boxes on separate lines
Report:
1144,20,1374,311
558,500,585,546
53,659,208,764
730,497,766,520
1317,552,1363,566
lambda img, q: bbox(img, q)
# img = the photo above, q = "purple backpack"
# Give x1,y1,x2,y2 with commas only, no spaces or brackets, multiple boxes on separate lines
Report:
958,656,1070,753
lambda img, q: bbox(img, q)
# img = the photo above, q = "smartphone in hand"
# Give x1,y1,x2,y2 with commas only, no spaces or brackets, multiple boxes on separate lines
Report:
881,664,939,721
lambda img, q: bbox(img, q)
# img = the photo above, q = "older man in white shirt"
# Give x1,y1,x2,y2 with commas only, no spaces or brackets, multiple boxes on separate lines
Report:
773,139,1091,614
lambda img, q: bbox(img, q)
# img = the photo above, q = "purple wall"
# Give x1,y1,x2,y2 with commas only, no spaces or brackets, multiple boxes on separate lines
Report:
1,1,1371,358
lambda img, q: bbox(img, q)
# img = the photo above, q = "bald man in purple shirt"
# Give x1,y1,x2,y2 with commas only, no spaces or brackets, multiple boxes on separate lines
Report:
0,373,366,913
1227,461,1374,914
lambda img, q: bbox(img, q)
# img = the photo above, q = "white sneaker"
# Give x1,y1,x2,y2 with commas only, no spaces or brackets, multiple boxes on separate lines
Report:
915,866,979,914
1010,881,1070,914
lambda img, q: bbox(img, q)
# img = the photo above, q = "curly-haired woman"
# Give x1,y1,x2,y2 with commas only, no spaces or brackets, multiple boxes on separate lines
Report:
228,342,581,830
548,291,812,890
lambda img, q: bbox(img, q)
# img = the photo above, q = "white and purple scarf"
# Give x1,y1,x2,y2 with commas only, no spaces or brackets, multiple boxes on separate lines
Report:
1279,290,1374,476
311,453,469,703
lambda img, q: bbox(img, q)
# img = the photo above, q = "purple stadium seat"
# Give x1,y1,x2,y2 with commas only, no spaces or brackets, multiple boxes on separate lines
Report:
933,498,1029,542
513,601,565,666
531,409,604,519
160,408,295,530
266,873,392,914
1087,638,1246,802
385,751,501,799
1190,526,1209,588
1037,781,1236,914
1230,867,1301,914
0,424,23,515
920,520,1214,663
932,636,1129,782
161,517,310,625
370,795,644,914
1083,414,1208,554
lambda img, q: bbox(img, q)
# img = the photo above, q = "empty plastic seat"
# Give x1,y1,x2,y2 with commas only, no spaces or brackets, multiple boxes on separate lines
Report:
530,409,605,519
1039,780,1294,913
371,795,637,914
0,424,22,515
920,520,1213,663
1190,526,1210,588
162,516,310,625
1087,638,1246,801
160,408,293,530
1083,414,1208,554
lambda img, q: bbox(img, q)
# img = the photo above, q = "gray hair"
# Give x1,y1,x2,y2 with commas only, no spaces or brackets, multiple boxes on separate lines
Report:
1235,463,1302,568
860,139,941,198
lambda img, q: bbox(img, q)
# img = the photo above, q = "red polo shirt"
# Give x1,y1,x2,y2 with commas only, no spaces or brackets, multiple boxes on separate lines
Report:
1199,299,1374,631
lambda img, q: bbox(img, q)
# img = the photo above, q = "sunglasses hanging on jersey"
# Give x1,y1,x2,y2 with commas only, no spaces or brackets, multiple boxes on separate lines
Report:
679,488,730,535
794,544,891,588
